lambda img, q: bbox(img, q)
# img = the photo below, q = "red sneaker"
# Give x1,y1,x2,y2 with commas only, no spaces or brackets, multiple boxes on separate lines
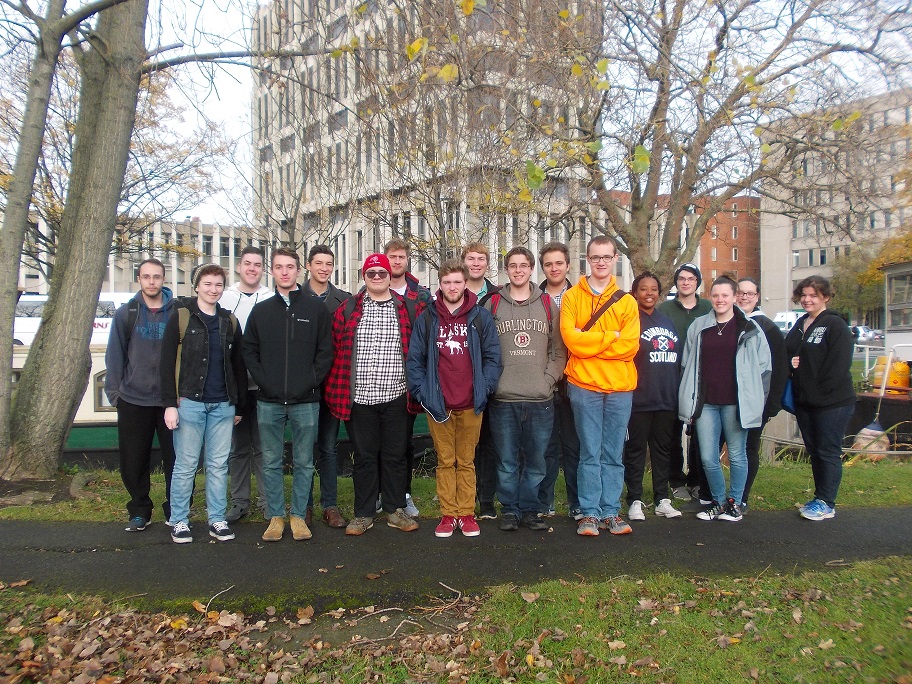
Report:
458,515,481,537
435,516,457,538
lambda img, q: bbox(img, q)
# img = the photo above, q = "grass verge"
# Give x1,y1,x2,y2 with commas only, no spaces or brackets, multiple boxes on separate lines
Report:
1,557,909,682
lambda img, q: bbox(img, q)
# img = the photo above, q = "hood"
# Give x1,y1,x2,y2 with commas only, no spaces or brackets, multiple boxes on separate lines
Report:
577,274,619,299
227,283,271,297
497,283,543,306
132,286,173,310
434,288,479,323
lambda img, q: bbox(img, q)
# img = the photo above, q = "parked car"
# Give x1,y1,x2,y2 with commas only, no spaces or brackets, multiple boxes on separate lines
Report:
852,325,875,343
872,329,885,341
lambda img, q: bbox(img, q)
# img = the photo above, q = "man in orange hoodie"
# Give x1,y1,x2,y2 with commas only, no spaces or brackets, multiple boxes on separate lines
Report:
560,236,640,537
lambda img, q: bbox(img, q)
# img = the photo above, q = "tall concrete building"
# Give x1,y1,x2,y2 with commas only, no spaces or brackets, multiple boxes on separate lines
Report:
250,0,621,287
760,89,912,319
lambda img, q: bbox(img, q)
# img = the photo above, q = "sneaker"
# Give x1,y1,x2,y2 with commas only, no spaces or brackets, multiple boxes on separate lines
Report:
539,508,556,518
568,507,584,521
376,496,382,514
124,516,148,532
435,516,457,538
672,486,693,501
289,514,313,540
800,498,835,521
627,500,646,521
346,516,374,536
654,498,682,518
718,498,743,522
225,504,248,524
696,502,725,521
403,494,420,518
478,502,497,520
576,516,600,536
262,516,285,542
171,521,192,544
458,515,481,537
208,521,235,541
387,508,419,532
499,513,520,531
600,515,632,535
521,512,549,531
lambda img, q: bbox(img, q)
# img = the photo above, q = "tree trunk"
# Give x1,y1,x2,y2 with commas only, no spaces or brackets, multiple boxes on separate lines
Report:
1,0,149,480
0,1,67,468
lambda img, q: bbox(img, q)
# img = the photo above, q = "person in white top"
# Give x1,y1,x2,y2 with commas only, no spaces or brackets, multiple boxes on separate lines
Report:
219,246,274,522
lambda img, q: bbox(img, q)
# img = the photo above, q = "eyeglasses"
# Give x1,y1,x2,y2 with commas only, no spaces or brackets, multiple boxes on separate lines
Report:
677,276,698,283
737,291,758,297
365,270,389,280
588,254,616,263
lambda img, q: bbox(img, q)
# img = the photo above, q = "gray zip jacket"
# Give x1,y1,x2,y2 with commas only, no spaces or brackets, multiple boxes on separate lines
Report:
678,308,771,429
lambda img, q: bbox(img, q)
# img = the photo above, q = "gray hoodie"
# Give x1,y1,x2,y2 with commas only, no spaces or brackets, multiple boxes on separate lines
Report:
483,284,566,402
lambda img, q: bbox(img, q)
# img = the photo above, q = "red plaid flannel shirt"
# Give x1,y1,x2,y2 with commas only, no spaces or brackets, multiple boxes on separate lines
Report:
323,291,424,421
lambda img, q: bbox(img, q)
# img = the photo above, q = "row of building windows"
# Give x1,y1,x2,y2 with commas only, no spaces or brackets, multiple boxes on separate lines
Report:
791,245,851,269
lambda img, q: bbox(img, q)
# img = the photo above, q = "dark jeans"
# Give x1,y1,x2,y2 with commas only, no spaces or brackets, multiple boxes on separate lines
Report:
742,417,770,506
404,412,418,493
308,400,341,510
228,390,264,512
489,399,553,517
474,410,497,505
347,394,409,518
539,389,580,511
623,410,676,505
116,400,175,521
795,403,854,507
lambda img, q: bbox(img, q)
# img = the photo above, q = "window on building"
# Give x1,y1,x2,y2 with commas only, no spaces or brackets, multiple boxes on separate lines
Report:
885,210,893,231
834,246,840,259
220,237,230,257
792,250,800,268
732,247,738,261
792,220,799,238
731,203,737,216
808,249,815,267
234,238,241,255
731,225,738,240
710,226,717,239
94,371,115,412
711,247,717,261
202,235,212,256
819,249,827,266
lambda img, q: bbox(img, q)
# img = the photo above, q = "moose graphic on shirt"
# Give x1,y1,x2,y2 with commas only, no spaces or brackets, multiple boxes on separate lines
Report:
437,322,468,355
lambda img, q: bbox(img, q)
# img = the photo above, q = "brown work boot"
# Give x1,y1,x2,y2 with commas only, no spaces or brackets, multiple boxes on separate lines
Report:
305,506,313,527
289,514,312,541
322,506,347,529
262,516,285,542
387,508,419,532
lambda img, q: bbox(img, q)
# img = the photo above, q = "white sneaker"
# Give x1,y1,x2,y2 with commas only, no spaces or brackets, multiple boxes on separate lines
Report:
627,500,646,521
403,494,419,518
655,498,682,518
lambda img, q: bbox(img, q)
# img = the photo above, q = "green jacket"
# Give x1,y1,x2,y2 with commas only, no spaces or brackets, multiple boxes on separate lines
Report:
658,297,712,338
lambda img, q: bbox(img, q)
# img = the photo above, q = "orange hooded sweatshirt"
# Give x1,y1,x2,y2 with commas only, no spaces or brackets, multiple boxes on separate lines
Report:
560,275,639,393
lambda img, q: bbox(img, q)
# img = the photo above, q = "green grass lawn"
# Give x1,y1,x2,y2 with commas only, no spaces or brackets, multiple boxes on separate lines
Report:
2,459,910,523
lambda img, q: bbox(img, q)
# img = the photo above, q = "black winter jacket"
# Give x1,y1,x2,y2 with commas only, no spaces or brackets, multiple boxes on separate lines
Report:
160,300,247,411
784,309,855,409
242,286,334,405
748,311,790,419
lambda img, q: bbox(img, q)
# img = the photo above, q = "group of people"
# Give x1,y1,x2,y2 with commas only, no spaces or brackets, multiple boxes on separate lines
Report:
103,235,854,544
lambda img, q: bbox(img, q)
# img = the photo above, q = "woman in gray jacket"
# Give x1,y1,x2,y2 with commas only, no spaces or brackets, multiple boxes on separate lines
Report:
678,276,771,522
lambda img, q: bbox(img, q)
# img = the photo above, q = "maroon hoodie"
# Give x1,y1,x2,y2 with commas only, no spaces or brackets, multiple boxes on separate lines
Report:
433,289,477,411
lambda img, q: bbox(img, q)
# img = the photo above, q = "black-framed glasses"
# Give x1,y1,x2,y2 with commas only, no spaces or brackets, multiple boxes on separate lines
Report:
588,254,616,263
365,270,389,280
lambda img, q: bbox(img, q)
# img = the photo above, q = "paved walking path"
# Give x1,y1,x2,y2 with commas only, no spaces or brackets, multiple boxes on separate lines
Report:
1,508,910,610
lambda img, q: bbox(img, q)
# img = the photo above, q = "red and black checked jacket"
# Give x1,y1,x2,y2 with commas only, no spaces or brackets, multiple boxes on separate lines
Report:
323,291,424,421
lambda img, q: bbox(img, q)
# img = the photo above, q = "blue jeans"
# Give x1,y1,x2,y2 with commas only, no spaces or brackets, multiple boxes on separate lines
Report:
695,404,748,505
568,385,632,518
308,400,340,509
169,400,235,525
489,399,554,517
795,403,853,507
257,400,319,519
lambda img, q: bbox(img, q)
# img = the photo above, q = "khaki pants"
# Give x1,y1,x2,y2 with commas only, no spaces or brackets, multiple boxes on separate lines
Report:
428,409,484,517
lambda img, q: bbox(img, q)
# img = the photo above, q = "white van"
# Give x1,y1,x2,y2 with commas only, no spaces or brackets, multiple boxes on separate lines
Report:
15,292,135,346
773,310,803,333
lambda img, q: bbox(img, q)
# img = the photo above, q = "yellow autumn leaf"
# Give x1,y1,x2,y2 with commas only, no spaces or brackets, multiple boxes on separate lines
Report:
532,99,541,107
518,188,533,202
460,0,475,15
526,653,535,666
170,618,188,630
207,611,220,621
438,63,458,82
571,63,584,77
192,600,207,614
406,37,427,61
558,9,570,18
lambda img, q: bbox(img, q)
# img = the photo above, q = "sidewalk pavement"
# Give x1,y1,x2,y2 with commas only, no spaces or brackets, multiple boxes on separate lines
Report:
1,508,910,611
